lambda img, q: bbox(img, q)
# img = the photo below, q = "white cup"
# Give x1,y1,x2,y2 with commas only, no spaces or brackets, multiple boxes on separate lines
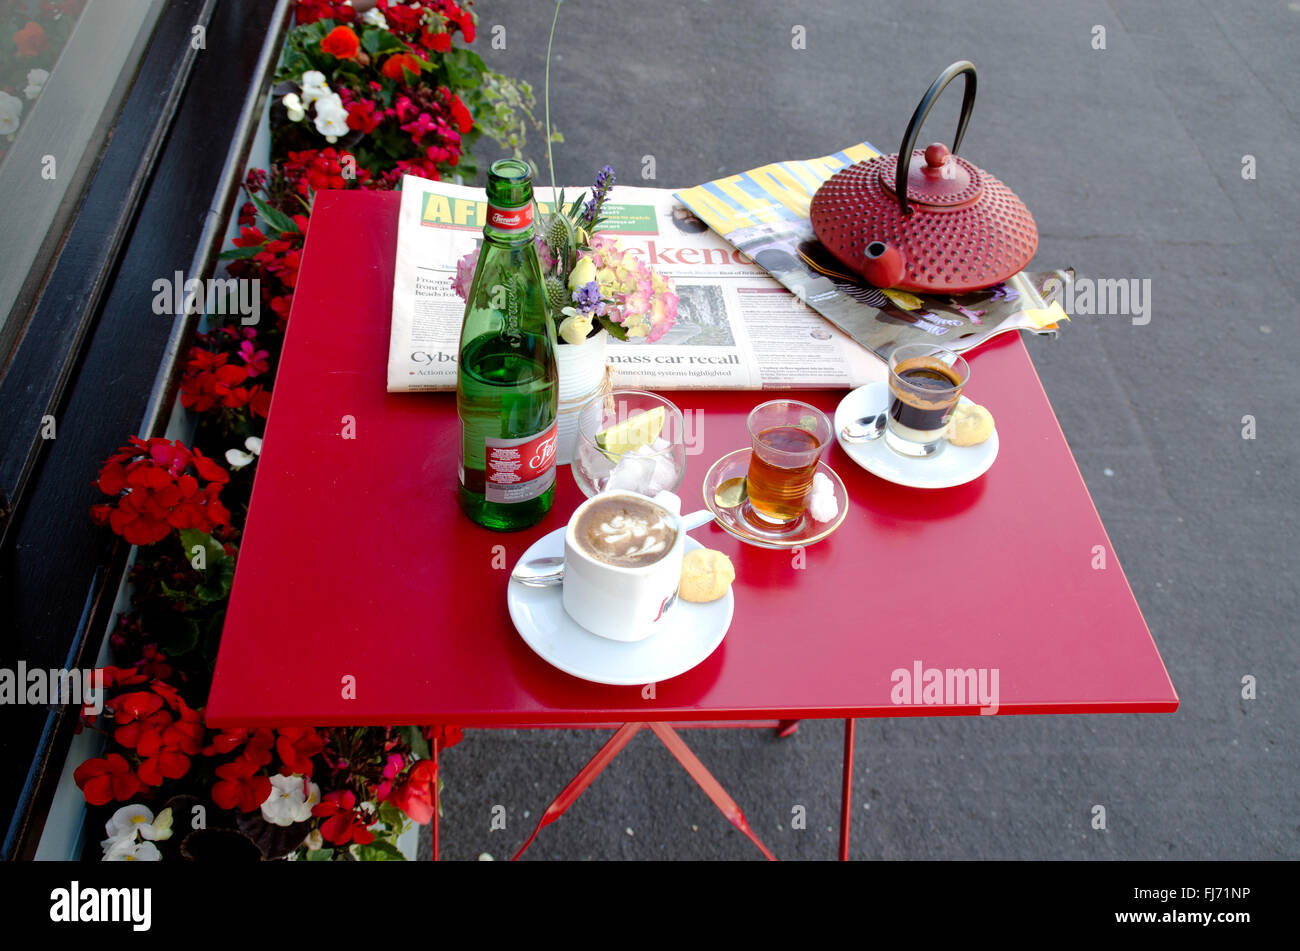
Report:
562,489,685,642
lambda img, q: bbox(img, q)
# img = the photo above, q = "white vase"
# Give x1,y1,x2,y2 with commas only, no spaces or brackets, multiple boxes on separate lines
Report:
555,329,609,465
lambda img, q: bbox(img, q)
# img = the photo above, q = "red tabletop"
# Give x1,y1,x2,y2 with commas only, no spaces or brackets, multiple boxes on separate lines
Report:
206,190,1177,728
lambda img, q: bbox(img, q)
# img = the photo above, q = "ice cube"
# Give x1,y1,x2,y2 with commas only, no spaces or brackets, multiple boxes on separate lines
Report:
647,453,680,495
606,454,655,493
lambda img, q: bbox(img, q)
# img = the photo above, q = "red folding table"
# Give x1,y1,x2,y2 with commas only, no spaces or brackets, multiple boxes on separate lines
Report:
206,190,1178,860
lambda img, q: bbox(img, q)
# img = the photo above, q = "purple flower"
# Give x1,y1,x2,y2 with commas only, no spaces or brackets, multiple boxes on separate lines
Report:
571,280,606,316
580,165,616,229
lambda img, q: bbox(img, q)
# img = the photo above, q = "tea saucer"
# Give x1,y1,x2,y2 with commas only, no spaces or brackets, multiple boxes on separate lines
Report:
834,381,998,489
701,448,848,549
507,529,733,685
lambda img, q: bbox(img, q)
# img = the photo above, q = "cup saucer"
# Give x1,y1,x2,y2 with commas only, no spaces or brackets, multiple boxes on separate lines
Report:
507,528,733,685
834,381,998,489
701,448,848,550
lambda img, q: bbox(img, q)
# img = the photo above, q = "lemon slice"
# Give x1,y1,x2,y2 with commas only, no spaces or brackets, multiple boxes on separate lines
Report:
596,406,665,458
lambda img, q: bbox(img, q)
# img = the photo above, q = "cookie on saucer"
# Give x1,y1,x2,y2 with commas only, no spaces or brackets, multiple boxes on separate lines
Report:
948,403,995,446
679,548,735,603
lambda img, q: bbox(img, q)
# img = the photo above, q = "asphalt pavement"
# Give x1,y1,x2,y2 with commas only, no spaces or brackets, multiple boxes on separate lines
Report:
420,0,1298,860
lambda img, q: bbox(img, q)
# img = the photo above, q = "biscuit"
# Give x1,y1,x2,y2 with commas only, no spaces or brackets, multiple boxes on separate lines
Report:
948,403,995,446
679,548,735,603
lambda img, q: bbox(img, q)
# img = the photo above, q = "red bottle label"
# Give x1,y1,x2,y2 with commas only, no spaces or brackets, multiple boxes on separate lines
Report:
486,202,533,232
484,422,557,503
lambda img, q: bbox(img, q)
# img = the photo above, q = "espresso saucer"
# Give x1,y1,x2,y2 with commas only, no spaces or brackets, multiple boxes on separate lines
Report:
834,381,998,489
701,448,848,550
507,529,733,686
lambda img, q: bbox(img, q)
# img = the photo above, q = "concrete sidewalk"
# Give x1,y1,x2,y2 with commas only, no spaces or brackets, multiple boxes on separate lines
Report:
423,0,1298,860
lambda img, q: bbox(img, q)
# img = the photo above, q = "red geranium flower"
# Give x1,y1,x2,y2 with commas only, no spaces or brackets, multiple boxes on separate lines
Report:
74,754,146,806
449,94,472,134
276,727,325,777
382,53,423,82
422,29,451,53
212,756,273,812
312,790,376,845
320,25,360,60
232,225,266,248
378,0,424,35
345,99,380,134
391,758,438,825
13,21,49,58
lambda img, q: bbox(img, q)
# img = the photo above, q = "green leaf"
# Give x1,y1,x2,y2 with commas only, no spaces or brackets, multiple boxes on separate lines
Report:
251,194,298,236
168,617,200,656
305,847,334,861
377,801,408,834
598,316,630,342
219,245,261,260
355,839,406,861
399,725,430,761
181,530,236,603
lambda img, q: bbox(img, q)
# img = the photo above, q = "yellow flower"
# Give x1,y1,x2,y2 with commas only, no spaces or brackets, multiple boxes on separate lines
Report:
568,257,597,291
558,308,594,344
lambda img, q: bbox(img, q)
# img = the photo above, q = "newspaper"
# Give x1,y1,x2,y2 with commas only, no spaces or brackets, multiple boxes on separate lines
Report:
675,140,1070,361
388,177,887,392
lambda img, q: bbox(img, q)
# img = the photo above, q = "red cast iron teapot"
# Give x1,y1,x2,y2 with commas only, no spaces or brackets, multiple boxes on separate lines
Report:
810,61,1038,293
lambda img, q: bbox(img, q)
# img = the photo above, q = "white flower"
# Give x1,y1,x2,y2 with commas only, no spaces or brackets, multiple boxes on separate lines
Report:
362,7,387,29
260,774,320,827
0,91,22,135
282,92,305,122
300,71,329,107
101,805,173,852
305,828,324,851
226,434,263,470
24,68,49,100
103,838,161,862
313,92,349,142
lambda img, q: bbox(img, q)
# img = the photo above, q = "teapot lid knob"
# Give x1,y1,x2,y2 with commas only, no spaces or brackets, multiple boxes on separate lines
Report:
924,142,950,168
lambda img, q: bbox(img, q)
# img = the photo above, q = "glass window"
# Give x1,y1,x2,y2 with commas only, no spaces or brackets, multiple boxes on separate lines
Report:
0,0,165,360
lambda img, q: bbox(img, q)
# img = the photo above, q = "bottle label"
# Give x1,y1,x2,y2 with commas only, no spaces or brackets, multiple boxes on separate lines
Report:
484,422,557,503
487,202,533,233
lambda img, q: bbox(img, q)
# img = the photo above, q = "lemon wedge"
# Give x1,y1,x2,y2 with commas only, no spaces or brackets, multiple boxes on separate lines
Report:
595,406,665,458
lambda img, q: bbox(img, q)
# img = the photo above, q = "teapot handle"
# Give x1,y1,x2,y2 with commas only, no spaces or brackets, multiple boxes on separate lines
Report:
894,60,978,216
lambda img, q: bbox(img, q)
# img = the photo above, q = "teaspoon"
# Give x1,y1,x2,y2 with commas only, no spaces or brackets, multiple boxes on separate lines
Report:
841,412,887,443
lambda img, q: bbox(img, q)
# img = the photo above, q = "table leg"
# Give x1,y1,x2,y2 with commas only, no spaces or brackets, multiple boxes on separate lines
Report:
839,718,855,861
431,729,440,862
648,722,776,861
512,722,645,861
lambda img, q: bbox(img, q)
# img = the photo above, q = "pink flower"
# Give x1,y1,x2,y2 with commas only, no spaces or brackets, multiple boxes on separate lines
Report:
452,247,479,299
401,111,439,142
238,340,270,377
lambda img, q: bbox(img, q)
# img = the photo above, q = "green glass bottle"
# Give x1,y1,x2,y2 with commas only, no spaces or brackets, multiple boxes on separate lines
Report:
456,159,559,531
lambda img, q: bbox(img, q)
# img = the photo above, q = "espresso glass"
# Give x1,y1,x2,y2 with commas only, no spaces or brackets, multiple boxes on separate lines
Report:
744,400,832,525
885,345,969,458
